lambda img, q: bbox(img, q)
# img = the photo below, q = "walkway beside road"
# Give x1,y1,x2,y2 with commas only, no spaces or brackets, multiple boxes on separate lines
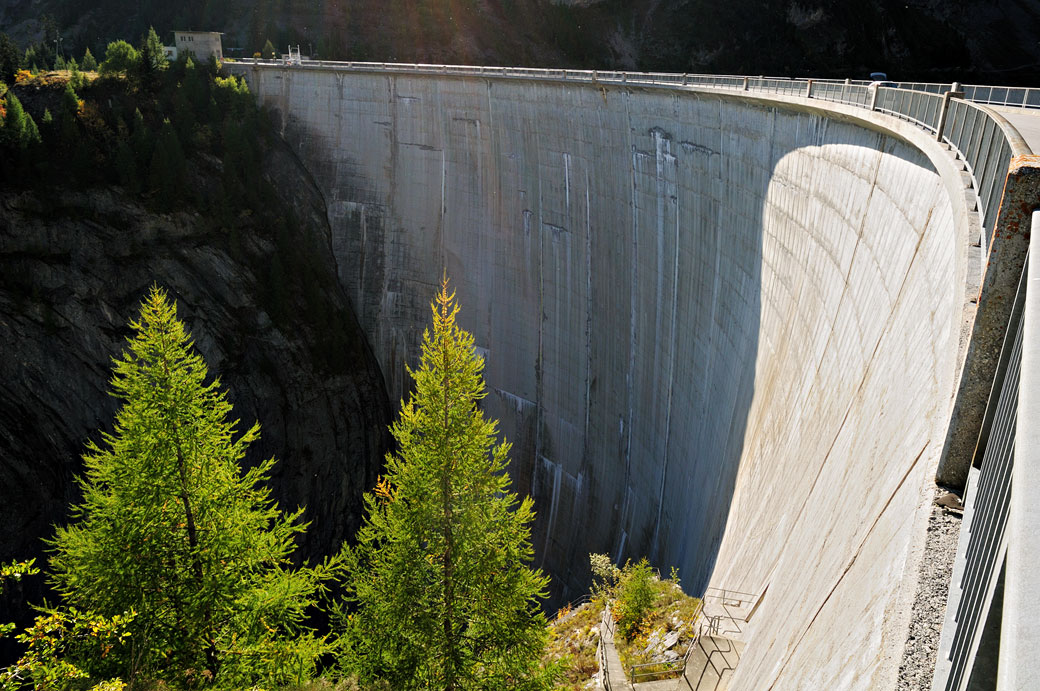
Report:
990,105,1040,154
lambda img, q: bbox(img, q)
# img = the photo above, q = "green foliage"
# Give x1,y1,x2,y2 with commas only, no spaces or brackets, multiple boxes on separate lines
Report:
1,92,41,149
545,597,606,691
335,279,556,690
589,552,621,595
1,607,134,690
54,53,67,70
0,33,18,84
69,62,87,90
262,39,277,59
81,48,98,72
612,575,702,679
47,287,333,688
138,26,168,80
100,40,139,76
1,559,40,640
613,559,657,640
61,81,79,117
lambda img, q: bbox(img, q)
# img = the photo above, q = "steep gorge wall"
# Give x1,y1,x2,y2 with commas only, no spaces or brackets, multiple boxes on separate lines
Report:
233,65,970,688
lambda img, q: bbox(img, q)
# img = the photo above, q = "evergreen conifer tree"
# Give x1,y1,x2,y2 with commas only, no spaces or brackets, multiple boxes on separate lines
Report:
336,278,554,690
0,32,19,83
138,26,168,81
2,92,41,149
48,287,332,687
81,48,97,72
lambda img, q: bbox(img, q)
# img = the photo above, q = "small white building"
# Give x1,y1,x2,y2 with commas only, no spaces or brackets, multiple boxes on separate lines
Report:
173,31,223,63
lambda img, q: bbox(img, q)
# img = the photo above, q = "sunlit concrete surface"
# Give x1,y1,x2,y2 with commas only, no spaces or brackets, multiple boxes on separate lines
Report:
229,64,974,690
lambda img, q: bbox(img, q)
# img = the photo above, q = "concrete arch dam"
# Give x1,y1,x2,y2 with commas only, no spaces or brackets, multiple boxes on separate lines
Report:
230,65,974,689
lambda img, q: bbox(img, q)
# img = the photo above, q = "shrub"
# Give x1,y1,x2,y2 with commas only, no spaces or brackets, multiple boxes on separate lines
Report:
613,558,657,640
99,40,139,76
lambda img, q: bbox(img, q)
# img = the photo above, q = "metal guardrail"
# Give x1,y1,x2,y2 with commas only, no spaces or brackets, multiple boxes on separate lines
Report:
894,82,1040,110
601,603,618,691
226,59,1027,253
933,253,1029,690
998,211,1040,689
941,99,1015,250
552,592,593,622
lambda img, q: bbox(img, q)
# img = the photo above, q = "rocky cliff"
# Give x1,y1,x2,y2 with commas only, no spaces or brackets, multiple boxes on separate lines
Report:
0,138,392,577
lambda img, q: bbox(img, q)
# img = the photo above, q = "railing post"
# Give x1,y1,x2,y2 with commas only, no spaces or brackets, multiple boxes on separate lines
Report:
743,76,749,91
869,83,879,111
936,82,965,141
806,78,813,98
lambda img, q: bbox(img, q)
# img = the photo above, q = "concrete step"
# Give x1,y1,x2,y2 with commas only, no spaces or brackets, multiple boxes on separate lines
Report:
633,678,682,691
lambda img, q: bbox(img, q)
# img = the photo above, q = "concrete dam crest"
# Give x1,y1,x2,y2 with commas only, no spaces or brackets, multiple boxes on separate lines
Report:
231,65,975,689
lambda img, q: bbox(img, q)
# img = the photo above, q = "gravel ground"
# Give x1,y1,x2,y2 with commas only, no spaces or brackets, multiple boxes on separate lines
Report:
896,487,964,690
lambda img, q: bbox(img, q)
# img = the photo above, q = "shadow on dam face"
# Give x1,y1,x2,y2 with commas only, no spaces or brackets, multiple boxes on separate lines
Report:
237,68,966,689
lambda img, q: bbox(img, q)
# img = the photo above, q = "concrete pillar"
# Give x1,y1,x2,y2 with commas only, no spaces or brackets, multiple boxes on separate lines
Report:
936,86,965,142
937,157,1040,488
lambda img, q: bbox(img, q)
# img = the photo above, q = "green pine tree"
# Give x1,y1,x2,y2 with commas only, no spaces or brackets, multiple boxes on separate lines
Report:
262,39,277,59
0,32,20,83
2,92,41,149
81,48,97,72
47,287,332,687
336,278,555,690
138,26,168,82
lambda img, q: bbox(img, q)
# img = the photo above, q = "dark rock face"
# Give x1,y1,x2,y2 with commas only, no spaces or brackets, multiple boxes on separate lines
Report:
0,143,392,574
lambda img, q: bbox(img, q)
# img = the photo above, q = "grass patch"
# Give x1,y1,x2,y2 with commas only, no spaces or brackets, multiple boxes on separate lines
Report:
544,595,607,690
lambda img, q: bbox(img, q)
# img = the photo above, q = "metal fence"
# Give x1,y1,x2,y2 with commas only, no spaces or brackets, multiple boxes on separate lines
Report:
933,252,1028,691
998,211,1040,689
940,99,1015,250
895,82,1040,110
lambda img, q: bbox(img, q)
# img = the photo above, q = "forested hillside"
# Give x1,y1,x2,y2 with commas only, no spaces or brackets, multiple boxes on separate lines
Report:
0,47,393,663
3,0,1040,84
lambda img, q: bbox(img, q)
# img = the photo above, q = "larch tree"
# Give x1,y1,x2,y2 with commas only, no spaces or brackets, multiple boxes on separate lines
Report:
48,286,331,688
336,278,555,690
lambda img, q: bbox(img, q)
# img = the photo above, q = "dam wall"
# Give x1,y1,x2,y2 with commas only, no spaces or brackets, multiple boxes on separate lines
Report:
230,64,972,689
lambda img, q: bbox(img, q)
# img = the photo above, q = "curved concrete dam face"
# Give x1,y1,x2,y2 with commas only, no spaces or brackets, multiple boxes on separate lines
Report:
234,67,970,688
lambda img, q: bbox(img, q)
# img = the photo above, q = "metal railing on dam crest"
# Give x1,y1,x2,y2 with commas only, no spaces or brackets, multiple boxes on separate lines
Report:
223,58,1039,690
